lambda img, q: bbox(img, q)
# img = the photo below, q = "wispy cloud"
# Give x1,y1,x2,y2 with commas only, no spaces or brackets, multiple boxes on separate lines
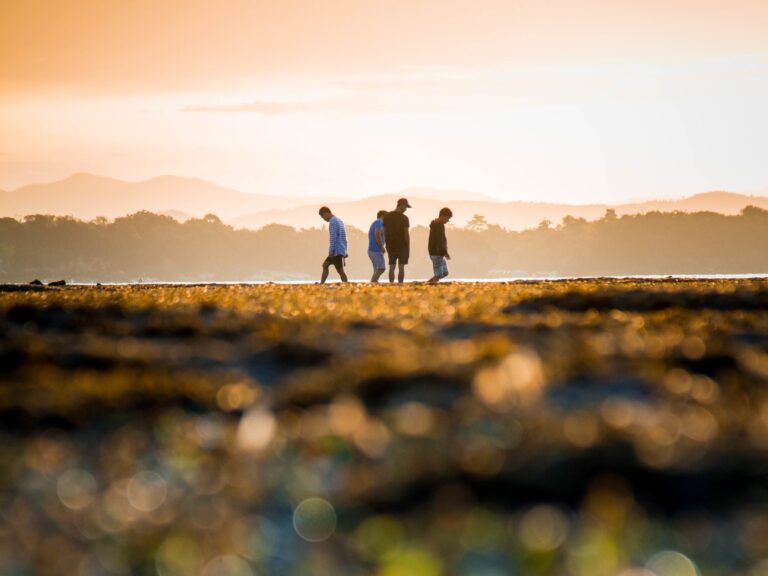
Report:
182,68,477,115
182,54,768,118
183,99,328,114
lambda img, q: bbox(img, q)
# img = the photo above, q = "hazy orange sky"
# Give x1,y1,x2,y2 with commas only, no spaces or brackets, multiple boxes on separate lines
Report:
1,0,767,202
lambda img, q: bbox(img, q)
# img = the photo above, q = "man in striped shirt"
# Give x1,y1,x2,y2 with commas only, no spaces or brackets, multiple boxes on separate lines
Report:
319,206,349,283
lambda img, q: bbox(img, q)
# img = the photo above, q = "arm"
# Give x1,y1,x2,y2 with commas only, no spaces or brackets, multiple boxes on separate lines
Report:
340,222,348,257
374,227,385,252
442,226,449,259
405,217,410,250
329,219,338,255
334,222,343,256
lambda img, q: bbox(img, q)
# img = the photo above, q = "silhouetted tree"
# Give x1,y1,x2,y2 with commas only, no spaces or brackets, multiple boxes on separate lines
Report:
467,214,489,231
537,219,552,230
1,208,767,282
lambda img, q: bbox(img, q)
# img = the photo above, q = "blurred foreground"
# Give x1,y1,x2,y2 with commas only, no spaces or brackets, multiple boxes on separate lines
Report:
2,280,768,575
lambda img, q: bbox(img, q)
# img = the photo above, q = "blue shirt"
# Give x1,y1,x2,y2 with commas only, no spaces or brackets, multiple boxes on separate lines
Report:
328,216,347,256
368,219,385,252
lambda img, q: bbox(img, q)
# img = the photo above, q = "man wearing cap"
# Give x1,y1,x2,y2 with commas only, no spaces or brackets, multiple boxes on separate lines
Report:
382,198,412,283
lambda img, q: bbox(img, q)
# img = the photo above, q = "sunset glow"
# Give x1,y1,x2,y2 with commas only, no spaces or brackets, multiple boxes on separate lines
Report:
1,0,767,202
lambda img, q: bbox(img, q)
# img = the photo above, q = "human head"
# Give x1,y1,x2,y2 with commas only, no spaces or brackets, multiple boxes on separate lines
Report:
396,197,412,212
438,207,453,223
318,206,332,222
376,210,387,219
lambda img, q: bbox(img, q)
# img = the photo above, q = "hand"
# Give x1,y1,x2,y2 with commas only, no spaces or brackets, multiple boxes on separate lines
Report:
446,254,451,260
382,247,386,253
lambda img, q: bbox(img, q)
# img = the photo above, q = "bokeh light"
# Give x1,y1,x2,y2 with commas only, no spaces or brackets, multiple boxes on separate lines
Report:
645,551,699,576
293,497,337,542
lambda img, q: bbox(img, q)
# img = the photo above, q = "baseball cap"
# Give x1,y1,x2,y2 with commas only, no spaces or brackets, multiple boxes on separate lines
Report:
397,197,412,208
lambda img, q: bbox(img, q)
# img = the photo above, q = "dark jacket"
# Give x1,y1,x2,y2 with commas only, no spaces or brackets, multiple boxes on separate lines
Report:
383,211,410,250
428,220,448,256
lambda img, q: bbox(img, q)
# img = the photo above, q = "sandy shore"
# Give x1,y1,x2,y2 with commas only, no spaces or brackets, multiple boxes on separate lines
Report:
2,279,768,574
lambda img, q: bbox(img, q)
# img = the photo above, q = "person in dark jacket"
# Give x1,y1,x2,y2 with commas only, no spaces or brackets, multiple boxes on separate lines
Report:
428,207,452,283
383,197,412,283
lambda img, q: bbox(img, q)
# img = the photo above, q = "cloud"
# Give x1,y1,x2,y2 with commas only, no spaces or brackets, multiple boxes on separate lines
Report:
183,99,329,114
181,71,477,116
182,93,461,117
180,54,768,118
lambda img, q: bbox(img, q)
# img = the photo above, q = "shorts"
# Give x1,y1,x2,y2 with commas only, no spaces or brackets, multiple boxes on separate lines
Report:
368,250,386,271
430,255,449,278
387,246,409,266
323,255,345,270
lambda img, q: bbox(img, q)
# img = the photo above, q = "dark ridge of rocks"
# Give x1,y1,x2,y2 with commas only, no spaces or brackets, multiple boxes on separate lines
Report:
357,373,470,410
0,284,49,292
359,446,767,516
508,288,768,312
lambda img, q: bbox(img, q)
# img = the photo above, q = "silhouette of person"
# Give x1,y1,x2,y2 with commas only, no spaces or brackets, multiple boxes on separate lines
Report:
428,207,452,283
318,206,348,283
367,210,387,282
383,198,411,283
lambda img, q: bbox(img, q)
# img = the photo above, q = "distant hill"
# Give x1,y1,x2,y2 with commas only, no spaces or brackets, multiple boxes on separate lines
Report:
0,173,332,221
396,187,498,202
2,173,767,231
230,195,607,231
231,191,768,231
617,191,768,215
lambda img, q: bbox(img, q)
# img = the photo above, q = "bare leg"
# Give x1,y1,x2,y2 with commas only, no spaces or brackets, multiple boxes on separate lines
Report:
320,263,330,284
389,265,396,283
371,269,384,282
398,263,406,283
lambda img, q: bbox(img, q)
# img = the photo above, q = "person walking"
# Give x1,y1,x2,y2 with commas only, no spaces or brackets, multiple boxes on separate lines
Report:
382,198,411,283
367,210,387,282
318,206,348,284
428,207,452,283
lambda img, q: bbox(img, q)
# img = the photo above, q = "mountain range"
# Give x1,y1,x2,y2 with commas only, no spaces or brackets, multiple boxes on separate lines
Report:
2,173,767,231
0,173,331,221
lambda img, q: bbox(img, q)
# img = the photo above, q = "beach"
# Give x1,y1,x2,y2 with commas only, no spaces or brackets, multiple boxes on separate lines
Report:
2,279,768,574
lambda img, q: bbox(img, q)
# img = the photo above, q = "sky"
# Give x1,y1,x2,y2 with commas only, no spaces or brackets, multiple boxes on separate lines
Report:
1,0,767,203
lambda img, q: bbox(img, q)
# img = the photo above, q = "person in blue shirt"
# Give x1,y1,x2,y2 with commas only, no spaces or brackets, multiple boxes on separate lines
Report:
318,206,348,284
367,210,387,282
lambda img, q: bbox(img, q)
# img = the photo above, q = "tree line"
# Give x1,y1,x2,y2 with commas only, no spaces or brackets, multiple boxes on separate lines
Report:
1,207,767,282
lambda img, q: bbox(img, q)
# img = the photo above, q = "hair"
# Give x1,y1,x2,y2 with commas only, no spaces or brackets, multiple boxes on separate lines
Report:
377,210,387,219
439,207,453,218
318,206,331,216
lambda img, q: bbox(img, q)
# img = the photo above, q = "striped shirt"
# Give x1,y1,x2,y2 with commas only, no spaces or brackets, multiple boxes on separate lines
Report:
328,216,348,256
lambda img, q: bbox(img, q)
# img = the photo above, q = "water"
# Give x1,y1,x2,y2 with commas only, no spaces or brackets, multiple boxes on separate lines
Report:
71,274,768,286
